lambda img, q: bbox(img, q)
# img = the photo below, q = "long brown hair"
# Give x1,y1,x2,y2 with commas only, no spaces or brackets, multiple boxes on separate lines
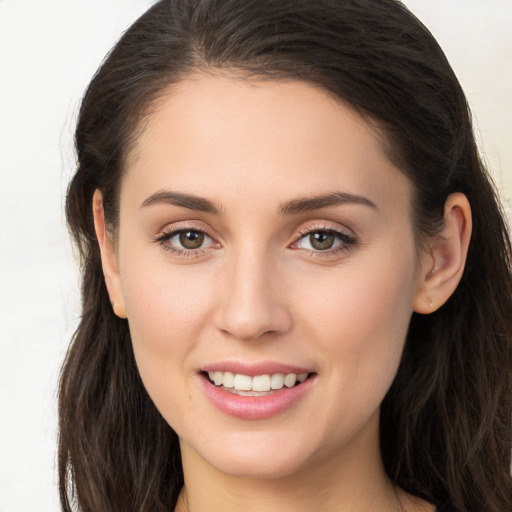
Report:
60,1,512,510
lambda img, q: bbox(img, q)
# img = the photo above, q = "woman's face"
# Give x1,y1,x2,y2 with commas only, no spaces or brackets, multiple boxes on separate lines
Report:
111,74,428,478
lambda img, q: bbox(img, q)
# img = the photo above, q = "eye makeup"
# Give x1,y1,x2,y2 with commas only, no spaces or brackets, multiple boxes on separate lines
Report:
151,219,358,260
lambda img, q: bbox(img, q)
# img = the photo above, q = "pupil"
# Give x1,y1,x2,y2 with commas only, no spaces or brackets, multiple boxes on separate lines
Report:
310,232,334,250
180,230,204,249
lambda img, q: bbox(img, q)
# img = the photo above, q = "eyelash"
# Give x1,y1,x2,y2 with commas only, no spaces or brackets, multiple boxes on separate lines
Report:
292,225,357,257
153,224,357,258
153,226,218,257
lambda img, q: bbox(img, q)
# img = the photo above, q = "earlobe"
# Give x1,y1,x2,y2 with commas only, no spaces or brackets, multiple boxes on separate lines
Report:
414,193,472,314
92,190,127,319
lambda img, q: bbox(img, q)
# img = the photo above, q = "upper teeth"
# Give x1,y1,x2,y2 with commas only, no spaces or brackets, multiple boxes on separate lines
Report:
208,371,308,392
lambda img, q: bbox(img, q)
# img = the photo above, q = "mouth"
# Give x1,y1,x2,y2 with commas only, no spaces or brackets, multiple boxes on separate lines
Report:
199,362,318,419
202,370,315,396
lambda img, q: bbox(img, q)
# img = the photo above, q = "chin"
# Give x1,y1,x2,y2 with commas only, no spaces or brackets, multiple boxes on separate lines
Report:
181,429,318,479
209,451,311,479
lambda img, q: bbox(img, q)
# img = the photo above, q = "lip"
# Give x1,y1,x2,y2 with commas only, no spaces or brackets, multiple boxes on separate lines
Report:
198,368,317,420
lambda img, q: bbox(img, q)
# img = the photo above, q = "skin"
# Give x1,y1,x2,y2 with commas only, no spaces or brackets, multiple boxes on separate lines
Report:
94,74,471,511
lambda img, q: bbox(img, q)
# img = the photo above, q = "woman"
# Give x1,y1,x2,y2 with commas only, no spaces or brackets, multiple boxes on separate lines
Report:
59,1,512,511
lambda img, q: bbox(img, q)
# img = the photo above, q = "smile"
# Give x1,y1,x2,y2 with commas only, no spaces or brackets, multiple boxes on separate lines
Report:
199,368,317,420
207,371,309,394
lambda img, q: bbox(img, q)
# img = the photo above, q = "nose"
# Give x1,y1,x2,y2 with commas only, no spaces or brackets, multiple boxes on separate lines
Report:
214,249,293,342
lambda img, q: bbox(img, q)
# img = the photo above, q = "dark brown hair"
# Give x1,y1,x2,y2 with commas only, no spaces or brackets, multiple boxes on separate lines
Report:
60,1,512,510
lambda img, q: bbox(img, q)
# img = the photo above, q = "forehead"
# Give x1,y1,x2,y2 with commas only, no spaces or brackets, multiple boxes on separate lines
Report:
123,73,412,217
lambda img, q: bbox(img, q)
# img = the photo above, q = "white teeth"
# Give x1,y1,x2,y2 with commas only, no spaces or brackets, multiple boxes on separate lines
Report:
233,373,253,391
252,374,271,392
270,373,285,390
284,373,297,388
223,371,235,388
206,371,309,391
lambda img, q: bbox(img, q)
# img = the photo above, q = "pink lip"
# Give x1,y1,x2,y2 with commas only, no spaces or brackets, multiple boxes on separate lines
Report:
201,360,313,377
198,372,317,420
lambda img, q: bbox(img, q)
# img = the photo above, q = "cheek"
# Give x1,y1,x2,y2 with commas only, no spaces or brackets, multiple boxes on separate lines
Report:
299,248,418,397
118,247,216,411
121,250,213,347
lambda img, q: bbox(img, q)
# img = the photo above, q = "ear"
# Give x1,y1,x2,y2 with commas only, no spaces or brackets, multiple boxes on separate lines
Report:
92,189,127,319
414,192,472,314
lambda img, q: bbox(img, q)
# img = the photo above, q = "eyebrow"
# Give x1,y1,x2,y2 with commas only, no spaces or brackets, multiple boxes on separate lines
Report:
141,189,222,214
140,189,377,216
279,192,377,216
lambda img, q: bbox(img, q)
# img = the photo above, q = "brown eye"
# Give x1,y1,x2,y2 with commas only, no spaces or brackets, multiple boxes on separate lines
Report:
293,227,356,254
309,232,335,250
179,230,205,249
156,227,218,256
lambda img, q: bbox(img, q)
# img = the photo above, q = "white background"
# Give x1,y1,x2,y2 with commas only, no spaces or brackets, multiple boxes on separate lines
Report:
0,1,510,510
